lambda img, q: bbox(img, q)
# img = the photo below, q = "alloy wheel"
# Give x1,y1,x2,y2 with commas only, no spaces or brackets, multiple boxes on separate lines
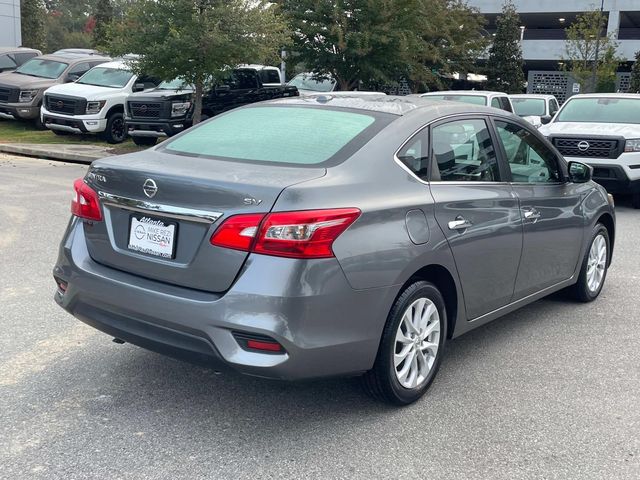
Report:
587,233,607,293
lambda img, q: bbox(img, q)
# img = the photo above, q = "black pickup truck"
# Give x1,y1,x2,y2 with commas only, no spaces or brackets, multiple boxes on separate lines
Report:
125,66,298,145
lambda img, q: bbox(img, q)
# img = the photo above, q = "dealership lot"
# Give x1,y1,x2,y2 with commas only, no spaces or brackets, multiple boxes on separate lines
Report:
1,155,639,479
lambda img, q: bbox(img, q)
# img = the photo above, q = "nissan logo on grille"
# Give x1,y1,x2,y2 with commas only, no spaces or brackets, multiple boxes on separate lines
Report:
140,104,148,113
143,179,158,198
56,100,64,109
577,141,590,152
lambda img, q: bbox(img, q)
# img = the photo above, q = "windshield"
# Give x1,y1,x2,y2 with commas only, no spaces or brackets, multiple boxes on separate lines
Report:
424,94,487,106
163,106,386,166
76,67,134,88
158,78,192,90
511,98,546,116
15,59,68,79
287,74,336,92
556,97,640,124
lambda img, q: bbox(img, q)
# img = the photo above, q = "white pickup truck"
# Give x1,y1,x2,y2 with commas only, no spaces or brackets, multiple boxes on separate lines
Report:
539,93,640,208
41,60,159,143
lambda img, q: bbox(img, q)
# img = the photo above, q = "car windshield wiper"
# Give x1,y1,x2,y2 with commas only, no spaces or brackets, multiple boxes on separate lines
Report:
15,72,50,79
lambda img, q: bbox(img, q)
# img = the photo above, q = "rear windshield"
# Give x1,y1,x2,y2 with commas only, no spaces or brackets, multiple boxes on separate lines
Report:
424,94,487,106
163,106,387,166
556,97,640,124
15,59,68,79
76,67,134,88
511,98,546,116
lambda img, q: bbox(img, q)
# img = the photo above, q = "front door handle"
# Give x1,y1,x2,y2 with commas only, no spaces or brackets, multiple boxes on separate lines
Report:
448,216,473,231
522,208,541,223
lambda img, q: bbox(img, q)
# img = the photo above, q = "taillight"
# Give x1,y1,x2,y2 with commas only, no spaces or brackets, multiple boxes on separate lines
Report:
71,178,102,221
210,208,360,259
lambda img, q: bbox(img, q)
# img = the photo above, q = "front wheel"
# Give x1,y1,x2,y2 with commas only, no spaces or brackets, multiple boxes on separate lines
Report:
362,281,447,405
132,136,157,147
570,223,610,302
101,112,126,144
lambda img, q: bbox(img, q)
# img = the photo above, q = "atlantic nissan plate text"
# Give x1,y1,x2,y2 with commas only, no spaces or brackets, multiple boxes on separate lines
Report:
53,95,615,405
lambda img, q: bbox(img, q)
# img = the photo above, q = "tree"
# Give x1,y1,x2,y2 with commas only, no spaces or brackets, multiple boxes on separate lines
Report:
108,0,289,123
21,0,47,51
485,1,525,94
277,0,486,92
563,9,621,93
630,50,640,93
93,0,113,49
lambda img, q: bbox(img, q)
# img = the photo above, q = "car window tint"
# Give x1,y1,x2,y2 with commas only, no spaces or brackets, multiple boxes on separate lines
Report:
0,54,16,69
69,62,92,76
431,119,501,182
397,129,429,180
495,120,561,183
490,97,501,109
499,97,513,112
549,99,559,115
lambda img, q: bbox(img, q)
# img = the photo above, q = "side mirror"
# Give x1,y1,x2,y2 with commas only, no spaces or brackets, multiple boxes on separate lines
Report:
540,115,552,125
133,83,145,92
67,74,80,82
568,161,592,183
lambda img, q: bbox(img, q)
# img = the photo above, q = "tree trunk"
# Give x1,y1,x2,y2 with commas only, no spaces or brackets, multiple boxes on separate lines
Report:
193,77,203,125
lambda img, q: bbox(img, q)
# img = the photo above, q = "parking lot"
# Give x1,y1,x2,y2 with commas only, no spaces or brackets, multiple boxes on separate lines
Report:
1,155,639,480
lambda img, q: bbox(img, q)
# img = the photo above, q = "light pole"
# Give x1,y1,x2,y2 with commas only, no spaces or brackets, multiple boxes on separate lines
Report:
590,0,606,93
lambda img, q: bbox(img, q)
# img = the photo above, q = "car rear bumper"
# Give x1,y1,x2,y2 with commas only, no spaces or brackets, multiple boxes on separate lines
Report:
53,218,395,380
125,117,191,137
0,103,39,120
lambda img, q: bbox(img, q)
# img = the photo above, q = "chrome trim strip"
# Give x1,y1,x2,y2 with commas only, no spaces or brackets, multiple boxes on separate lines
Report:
98,191,222,224
0,112,15,120
128,130,168,138
46,124,83,134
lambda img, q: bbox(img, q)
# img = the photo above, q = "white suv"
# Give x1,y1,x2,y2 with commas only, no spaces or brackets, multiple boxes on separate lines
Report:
420,90,514,113
41,60,159,143
539,93,640,208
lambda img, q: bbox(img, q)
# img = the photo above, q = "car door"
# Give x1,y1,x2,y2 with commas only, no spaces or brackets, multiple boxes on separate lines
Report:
492,118,585,298
428,117,523,319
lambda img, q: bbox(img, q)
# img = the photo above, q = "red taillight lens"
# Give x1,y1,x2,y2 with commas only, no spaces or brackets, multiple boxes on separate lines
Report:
71,178,102,221
210,208,360,259
210,213,266,251
246,339,283,352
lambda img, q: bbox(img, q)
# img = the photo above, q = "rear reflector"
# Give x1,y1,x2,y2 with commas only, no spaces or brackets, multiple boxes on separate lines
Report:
246,339,283,352
210,208,360,259
54,276,67,293
71,178,102,221
232,331,284,353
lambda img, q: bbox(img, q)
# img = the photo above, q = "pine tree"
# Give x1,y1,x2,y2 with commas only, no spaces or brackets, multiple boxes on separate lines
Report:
485,1,525,94
21,0,47,51
93,0,114,49
629,51,640,93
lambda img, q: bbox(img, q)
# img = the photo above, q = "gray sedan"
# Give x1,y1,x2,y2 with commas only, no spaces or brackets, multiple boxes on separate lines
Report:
53,95,615,405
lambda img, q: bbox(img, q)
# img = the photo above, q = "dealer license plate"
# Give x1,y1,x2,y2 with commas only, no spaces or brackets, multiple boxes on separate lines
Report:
127,215,177,259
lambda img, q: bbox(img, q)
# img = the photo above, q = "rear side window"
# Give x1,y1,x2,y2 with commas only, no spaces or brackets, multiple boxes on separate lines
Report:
260,69,281,84
164,106,381,165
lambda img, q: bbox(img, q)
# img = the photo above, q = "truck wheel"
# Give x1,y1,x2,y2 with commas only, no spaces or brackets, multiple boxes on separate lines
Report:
33,116,47,130
132,136,157,147
362,281,447,405
632,193,640,209
101,112,127,144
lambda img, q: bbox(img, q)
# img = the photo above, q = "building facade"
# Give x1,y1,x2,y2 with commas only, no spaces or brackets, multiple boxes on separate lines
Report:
0,0,20,47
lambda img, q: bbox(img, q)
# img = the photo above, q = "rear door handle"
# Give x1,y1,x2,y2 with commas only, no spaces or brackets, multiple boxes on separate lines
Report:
448,216,473,231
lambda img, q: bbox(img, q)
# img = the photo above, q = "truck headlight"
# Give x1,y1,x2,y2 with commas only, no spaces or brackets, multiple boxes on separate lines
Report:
624,139,640,153
86,101,106,114
171,101,191,117
19,90,39,103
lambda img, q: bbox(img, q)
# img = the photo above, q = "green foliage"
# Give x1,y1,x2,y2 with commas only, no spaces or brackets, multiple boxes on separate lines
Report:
21,0,47,51
93,0,114,49
485,1,525,94
108,0,290,122
562,9,621,93
277,0,486,92
630,51,640,93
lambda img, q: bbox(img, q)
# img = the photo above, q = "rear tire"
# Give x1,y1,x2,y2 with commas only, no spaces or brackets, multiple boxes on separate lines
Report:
132,136,157,147
362,281,447,405
570,223,610,302
101,112,126,144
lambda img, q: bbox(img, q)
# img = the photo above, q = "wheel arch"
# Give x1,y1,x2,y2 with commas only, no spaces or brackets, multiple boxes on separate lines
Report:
596,212,615,265
105,103,124,118
404,264,459,339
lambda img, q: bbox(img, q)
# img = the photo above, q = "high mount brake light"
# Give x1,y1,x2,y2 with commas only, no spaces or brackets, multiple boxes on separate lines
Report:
71,178,102,221
210,208,360,259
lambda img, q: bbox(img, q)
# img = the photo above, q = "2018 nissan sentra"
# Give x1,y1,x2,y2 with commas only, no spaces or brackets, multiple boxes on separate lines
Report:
53,95,615,405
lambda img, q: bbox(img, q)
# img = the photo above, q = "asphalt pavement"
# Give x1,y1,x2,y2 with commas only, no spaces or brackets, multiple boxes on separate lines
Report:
1,154,639,480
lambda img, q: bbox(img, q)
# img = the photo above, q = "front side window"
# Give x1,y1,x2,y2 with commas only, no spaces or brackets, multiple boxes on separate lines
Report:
494,120,561,183
499,97,513,112
431,119,501,182
68,62,92,77
163,106,386,166
260,69,281,84
549,99,559,115
555,97,640,124
76,67,134,88
491,97,501,109
15,59,68,79
0,54,16,69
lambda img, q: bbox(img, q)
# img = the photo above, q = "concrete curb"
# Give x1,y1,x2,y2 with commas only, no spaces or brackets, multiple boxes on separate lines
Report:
0,143,113,163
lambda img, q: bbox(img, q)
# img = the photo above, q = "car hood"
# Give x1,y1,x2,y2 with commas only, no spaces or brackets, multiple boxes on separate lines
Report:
539,121,640,139
45,82,125,99
129,89,194,101
0,72,59,89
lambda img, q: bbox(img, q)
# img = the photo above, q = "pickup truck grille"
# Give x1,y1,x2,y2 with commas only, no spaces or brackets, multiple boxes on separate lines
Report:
552,137,621,159
45,95,87,115
129,102,163,119
0,86,18,103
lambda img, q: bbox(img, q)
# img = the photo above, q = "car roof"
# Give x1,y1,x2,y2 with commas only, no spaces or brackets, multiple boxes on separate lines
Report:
421,90,508,97
238,64,279,71
509,94,557,100
92,60,131,70
565,93,640,99
34,53,111,63
266,94,502,117
0,46,40,54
